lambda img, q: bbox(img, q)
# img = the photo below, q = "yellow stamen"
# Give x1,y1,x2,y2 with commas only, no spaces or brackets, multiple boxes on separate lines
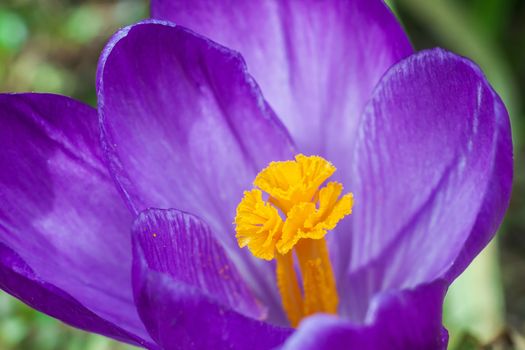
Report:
275,252,303,327
295,239,338,317
254,154,335,213
234,154,353,326
235,189,283,261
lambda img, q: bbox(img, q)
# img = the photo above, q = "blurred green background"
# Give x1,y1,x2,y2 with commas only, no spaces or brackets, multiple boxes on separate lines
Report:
0,0,524,349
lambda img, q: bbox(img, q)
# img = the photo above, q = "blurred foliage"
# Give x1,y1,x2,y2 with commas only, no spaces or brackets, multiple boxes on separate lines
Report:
0,0,525,349
0,0,147,105
0,288,136,349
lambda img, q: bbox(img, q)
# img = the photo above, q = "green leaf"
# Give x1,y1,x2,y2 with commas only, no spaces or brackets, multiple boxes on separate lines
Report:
0,10,27,53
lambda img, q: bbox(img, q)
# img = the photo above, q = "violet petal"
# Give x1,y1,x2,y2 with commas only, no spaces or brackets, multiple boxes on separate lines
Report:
151,0,413,171
132,208,265,320
132,209,292,349
341,49,513,319
97,20,295,321
281,281,448,350
0,243,152,347
0,93,153,346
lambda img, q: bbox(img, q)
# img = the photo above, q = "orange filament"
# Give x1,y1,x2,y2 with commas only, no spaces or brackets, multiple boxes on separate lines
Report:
275,252,303,327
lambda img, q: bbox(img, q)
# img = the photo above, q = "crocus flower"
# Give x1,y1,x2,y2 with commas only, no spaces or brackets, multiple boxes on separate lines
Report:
0,0,512,349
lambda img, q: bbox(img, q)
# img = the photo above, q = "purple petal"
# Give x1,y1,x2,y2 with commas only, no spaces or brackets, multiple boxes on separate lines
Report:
341,49,512,319
97,20,295,321
151,0,413,173
281,281,448,350
132,209,292,349
0,243,146,346
132,208,265,319
0,93,152,346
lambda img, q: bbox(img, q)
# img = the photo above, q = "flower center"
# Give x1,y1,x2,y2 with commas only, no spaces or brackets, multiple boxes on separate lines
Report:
234,154,354,327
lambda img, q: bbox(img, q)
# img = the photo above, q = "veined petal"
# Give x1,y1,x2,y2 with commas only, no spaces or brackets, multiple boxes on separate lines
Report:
151,0,413,169
0,93,152,347
342,49,512,319
97,21,295,322
132,209,292,349
0,243,148,347
280,281,448,350
132,208,265,319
